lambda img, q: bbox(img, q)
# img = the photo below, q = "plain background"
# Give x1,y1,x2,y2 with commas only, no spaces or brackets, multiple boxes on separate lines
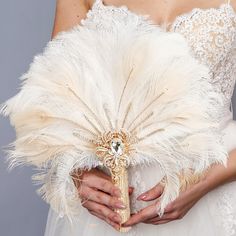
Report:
0,1,236,236
0,1,55,236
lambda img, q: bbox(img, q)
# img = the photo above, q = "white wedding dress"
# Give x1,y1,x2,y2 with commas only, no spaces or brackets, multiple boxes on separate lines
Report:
44,0,236,235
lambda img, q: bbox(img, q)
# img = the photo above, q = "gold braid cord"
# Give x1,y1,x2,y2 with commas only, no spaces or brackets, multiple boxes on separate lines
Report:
95,130,137,232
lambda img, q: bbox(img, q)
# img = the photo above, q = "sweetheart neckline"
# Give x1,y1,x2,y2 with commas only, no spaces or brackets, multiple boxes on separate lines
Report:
96,0,236,32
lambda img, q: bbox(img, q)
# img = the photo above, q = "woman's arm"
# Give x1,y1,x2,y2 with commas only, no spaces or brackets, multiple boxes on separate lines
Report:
51,0,90,39
201,148,236,191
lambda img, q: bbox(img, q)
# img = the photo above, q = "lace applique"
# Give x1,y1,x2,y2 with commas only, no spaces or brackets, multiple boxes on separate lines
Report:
172,4,236,107
81,0,151,32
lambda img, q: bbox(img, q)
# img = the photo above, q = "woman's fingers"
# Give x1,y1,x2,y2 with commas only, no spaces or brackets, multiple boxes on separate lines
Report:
129,186,134,195
89,210,121,231
137,183,164,201
81,170,121,197
145,219,172,225
143,213,172,224
79,185,126,209
73,168,134,198
95,178,121,197
73,168,135,229
143,210,183,224
122,203,157,227
92,168,112,180
82,200,122,225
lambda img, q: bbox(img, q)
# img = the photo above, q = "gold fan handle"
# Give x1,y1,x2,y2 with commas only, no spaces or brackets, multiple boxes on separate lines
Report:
111,167,131,232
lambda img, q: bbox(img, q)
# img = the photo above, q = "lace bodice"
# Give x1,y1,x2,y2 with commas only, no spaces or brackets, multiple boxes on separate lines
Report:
81,0,236,115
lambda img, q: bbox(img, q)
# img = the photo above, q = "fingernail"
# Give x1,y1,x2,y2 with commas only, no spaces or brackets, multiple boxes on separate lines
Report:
114,225,120,231
137,194,147,200
129,187,134,192
110,221,119,231
115,202,126,209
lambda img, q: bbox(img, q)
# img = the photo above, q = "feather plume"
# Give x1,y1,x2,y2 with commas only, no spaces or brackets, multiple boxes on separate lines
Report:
0,19,228,223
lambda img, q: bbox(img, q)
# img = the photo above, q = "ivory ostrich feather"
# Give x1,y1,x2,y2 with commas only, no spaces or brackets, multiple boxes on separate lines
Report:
0,19,228,228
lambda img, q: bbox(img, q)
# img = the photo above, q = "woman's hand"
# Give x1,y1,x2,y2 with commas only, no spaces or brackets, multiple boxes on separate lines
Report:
71,168,134,230
123,148,236,227
122,180,208,227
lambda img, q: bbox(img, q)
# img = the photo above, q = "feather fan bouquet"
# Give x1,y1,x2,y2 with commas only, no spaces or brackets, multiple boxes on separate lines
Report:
0,19,228,232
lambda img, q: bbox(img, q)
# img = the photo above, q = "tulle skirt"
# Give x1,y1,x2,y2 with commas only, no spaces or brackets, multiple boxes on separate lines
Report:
44,111,236,236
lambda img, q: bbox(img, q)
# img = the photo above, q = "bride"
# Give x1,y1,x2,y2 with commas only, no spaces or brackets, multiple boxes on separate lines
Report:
0,0,232,236
20,0,236,235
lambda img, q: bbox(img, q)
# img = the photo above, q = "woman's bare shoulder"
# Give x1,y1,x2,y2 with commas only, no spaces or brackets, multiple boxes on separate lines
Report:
51,0,93,39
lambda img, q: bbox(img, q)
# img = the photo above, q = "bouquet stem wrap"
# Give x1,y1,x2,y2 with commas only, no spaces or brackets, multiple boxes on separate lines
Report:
95,130,134,231
112,167,130,232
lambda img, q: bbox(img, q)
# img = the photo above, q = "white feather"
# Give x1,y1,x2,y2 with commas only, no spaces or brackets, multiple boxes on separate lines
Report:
0,19,228,222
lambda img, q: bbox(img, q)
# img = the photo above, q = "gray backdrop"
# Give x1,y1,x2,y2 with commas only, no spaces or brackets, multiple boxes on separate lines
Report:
0,1,55,236
0,1,236,236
